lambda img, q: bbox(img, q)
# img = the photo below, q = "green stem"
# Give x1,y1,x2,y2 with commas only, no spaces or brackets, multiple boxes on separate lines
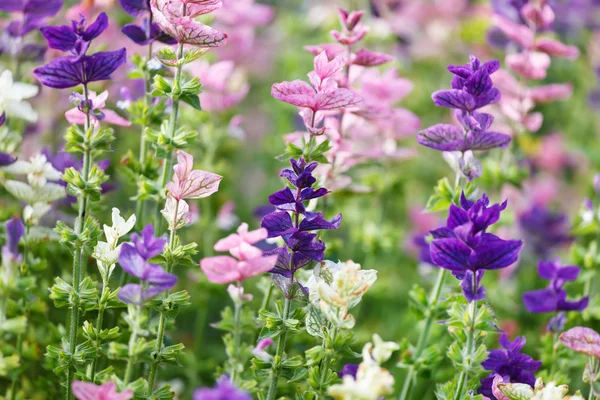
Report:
135,40,154,230
154,40,185,234
453,300,478,400
147,200,180,394
9,333,23,400
230,298,243,384
399,268,447,400
318,327,337,398
266,297,292,400
589,357,597,400
89,303,105,382
260,284,274,313
66,83,93,400
123,304,142,385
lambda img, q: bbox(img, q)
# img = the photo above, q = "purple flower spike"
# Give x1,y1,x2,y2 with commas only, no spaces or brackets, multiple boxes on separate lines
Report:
193,376,251,400
478,333,541,398
131,224,167,260
522,259,588,314
429,193,522,301
40,13,108,60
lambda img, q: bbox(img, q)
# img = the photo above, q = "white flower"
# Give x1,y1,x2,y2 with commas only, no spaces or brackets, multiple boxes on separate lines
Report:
531,381,569,400
0,70,39,123
2,154,62,188
103,208,136,248
161,197,191,230
93,241,122,267
305,260,377,329
23,203,52,225
371,334,400,364
328,340,395,400
498,378,571,400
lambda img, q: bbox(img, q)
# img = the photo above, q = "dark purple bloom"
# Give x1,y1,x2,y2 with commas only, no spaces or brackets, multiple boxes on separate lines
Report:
417,56,510,154
33,49,127,89
130,224,167,261
117,242,176,304
338,364,359,379
518,205,571,259
478,334,541,399
193,376,251,400
0,152,17,166
2,217,25,262
261,158,340,283
429,193,523,301
119,0,150,16
119,0,175,45
522,259,589,313
40,13,108,60
547,312,567,333
413,235,433,264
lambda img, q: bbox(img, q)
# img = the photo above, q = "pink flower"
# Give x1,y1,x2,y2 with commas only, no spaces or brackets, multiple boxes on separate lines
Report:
191,61,249,111
529,84,573,103
165,150,222,201
150,0,227,47
492,14,535,49
560,326,600,358
271,52,362,115
521,1,555,28
65,91,131,127
506,51,551,80
491,375,511,400
200,244,277,284
72,381,133,400
213,0,274,27
214,222,267,252
330,8,368,45
535,38,579,60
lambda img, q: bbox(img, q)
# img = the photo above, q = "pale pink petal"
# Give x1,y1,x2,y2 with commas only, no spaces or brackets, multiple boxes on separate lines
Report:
173,150,193,182
352,49,394,67
182,169,222,199
506,51,551,80
101,109,132,127
535,38,579,60
213,233,243,252
65,107,87,125
523,112,543,132
200,255,240,284
240,226,267,244
560,326,600,358
492,14,534,49
230,242,263,261
182,0,223,17
239,254,278,280
521,3,555,27
72,381,102,400
174,17,228,47
491,376,511,400
271,80,316,109
236,222,249,235
529,83,572,103
304,43,345,60
313,52,345,81
315,88,362,110
94,90,109,109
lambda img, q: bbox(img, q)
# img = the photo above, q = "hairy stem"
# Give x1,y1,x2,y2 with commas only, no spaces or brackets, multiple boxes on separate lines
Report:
453,300,478,400
266,297,292,400
230,297,243,384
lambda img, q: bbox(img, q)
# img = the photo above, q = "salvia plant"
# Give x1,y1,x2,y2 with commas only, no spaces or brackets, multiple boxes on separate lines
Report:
0,1,599,400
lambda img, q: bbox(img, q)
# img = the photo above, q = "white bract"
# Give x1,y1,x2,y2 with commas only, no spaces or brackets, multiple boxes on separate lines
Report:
328,335,397,400
306,260,377,329
3,154,62,189
0,70,39,123
161,197,191,230
94,208,135,269
23,203,52,225
497,378,570,400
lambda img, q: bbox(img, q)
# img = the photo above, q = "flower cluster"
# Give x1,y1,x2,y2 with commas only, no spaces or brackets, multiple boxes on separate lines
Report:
417,56,510,179
429,193,523,301
491,1,578,134
117,224,175,304
478,334,542,398
34,12,126,89
328,334,399,400
522,259,589,314
305,260,377,329
261,158,341,294
119,0,176,45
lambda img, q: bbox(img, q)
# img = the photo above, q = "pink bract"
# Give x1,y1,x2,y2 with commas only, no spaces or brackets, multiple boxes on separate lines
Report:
65,91,131,127
165,151,222,201
200,251,277,284
560,326,600,358
72,381,133,400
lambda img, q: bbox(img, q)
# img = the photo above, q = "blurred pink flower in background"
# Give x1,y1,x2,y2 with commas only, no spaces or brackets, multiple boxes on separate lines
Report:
191,61,250,112
65,90,131,127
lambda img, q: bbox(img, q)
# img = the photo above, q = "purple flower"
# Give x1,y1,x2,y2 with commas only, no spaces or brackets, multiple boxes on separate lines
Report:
33,49,127,89
2,217,25,264
117,242,176,304
261,159,340,283
193,376,251,400
130,224,167,260
119,0,176,45
417,56,510,155
0,152,17,166
478,334,541,399
429,193,523,302
338,364,359,379
518,205,571,259
40,13,109,61
522,259,589,314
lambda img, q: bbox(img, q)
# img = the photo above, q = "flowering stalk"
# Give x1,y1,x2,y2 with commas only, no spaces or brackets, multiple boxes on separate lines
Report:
265,297,292,400
453,298,477,400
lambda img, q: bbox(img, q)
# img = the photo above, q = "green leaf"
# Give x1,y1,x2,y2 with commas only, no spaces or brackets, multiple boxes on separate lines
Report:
180,93,202,110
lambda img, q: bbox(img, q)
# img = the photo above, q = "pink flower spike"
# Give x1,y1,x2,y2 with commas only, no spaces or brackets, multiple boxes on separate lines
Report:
165,150,222,201
338,8,364,31
213,222,267,252
304,43,345,60
313,52,345,82
492,14,534,49
535,38,579,60
72,381,133,400
521,2,555,28
529,84,573,103
200,252,277,284
271,80,317,109
560,326,600,358
65,91,131,127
